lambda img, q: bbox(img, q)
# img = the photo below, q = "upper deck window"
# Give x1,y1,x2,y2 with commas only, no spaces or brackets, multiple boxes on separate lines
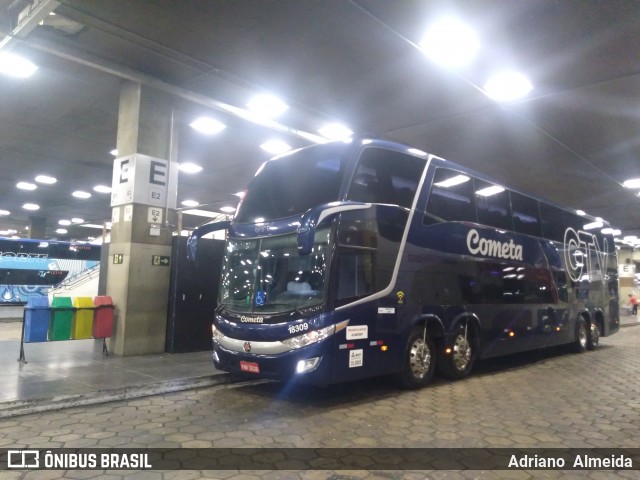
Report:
235,143,348,223
425,168,476,224
346,148,425,208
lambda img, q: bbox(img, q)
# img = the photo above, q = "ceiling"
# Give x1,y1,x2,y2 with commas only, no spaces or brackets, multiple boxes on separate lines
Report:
0,0,639,244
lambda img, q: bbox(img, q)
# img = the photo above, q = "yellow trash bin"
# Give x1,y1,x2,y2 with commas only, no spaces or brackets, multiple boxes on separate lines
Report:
72,297,94,339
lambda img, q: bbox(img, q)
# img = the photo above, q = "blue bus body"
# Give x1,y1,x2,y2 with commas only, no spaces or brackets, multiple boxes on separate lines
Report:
190,139,618,388
0,238,101,303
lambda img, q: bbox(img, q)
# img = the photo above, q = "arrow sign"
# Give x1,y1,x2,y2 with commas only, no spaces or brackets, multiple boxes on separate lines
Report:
151,255,170,266
147,207,163,224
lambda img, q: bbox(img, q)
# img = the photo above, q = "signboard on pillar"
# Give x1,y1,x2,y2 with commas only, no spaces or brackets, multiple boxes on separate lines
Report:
110,154,177,209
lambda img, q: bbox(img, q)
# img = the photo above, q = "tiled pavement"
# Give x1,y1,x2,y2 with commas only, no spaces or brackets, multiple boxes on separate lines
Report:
0,318,640,479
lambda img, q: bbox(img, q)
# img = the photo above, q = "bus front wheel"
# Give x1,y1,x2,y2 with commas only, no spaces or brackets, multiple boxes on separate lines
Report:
396,327,435,389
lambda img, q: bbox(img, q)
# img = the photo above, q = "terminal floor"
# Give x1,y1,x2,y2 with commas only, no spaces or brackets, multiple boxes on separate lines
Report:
0,314,639,417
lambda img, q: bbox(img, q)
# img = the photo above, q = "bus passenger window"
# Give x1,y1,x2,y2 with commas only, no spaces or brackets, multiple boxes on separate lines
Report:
474,179,512,231
425,168,476,224
347,148,425,208
335,248,374,304
511,191,542,236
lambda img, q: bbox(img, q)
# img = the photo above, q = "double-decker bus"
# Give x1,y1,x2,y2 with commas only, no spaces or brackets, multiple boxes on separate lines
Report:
0,237,101,303
189,139,619,388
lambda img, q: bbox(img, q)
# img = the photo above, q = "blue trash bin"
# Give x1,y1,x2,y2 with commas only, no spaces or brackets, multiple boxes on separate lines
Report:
24,296,50,343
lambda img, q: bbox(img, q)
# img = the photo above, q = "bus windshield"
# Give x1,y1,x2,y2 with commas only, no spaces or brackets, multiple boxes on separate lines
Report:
219,228,331,314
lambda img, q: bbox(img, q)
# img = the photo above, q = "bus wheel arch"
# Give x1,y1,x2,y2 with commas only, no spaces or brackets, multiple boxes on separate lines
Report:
395,318,440,389
437,315,480,380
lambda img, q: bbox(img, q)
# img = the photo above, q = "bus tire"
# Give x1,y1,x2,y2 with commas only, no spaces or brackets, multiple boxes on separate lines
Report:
587,321,600,351
573,317,588,353
437,325,475,380
395,326,435,389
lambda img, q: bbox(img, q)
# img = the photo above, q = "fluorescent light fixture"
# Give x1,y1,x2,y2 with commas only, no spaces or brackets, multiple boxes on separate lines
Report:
260,139,291,155
419,17,479,68
576,209,586,216
623,178,640,188
17,181,37,190
234,191,245,198
435,174,470,188
58,219,71,226
318,123,353,141
179,162,203,174
35,175,57,184
93,185,112,193
71,218,84,224
181,199,200,207
247,94,289,118
72,191,92,199
56,228,68,234
110,149,118,156
182,208,220,218
484,71,532,102
189,117,226,135
476,185,505,197
23,203,40,211
0,52,38,78
220,206,237,213
80,223,111,229
0,210,10,215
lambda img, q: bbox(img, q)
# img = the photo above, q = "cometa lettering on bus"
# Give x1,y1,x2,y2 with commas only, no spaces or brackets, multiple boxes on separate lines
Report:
466,229,523,261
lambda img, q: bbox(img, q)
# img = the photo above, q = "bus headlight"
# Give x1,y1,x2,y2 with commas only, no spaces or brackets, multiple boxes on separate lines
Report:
211,324,225,341
281,319,349,350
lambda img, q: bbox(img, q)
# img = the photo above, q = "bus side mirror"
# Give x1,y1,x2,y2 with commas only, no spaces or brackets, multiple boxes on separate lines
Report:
297,202,370,255
187,220,231,261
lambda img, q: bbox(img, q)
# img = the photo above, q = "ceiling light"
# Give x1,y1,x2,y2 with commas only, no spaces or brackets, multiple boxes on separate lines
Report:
189,117,226,135
179,162,203,174
0,52,38,78
476,185,505,197
419,18,479,68
576,210,586,216
181,199,200,207
583,221,603,230
247,94,289,118
56,228,68,234
234,191,245,198
220,206,237,213
0,210,10,215
260,139,291,155
71,218,84,224
484,71,533,102
623,178,640,188
110,149,118,156
23,203,40,211
318,123,353,141
182,209,220,218
35,175,57,184
72,191,92,199
17,181,37,190
93,185,112,193
80,223,110,229
58,219,71,226
435,174,470,188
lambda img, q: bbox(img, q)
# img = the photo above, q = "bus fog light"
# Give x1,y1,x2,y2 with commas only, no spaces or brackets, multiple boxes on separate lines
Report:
296,357,320,374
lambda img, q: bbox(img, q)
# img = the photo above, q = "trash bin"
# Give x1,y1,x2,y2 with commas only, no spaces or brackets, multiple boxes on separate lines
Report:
49,296,73,341
23,296,50,342
72,297,94,339
93,296,114,338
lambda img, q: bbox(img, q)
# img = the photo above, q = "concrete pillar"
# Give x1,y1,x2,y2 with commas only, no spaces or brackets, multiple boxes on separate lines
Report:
28,216,46,239
106,81,179,356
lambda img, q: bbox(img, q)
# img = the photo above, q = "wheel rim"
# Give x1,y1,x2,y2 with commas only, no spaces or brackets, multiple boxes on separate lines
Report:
409,338,431,379
452,334,472,371
578,322,587,348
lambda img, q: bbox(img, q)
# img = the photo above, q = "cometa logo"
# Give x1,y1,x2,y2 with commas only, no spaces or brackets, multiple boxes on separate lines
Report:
240,316,264,323
466,229,523,261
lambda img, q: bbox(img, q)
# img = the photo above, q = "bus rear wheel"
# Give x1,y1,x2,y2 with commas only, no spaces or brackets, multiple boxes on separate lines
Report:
587,321,600,350
437,325,475,380
396,327,435,389
573,317,588,353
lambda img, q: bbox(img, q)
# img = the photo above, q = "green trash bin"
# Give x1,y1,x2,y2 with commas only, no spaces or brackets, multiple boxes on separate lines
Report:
50,296,73,341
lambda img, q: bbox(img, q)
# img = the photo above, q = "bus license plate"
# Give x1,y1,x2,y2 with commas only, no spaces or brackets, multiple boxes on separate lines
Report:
240,361,260,374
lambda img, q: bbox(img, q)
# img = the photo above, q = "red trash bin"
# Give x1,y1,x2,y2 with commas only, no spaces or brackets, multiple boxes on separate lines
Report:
93,296,114,338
